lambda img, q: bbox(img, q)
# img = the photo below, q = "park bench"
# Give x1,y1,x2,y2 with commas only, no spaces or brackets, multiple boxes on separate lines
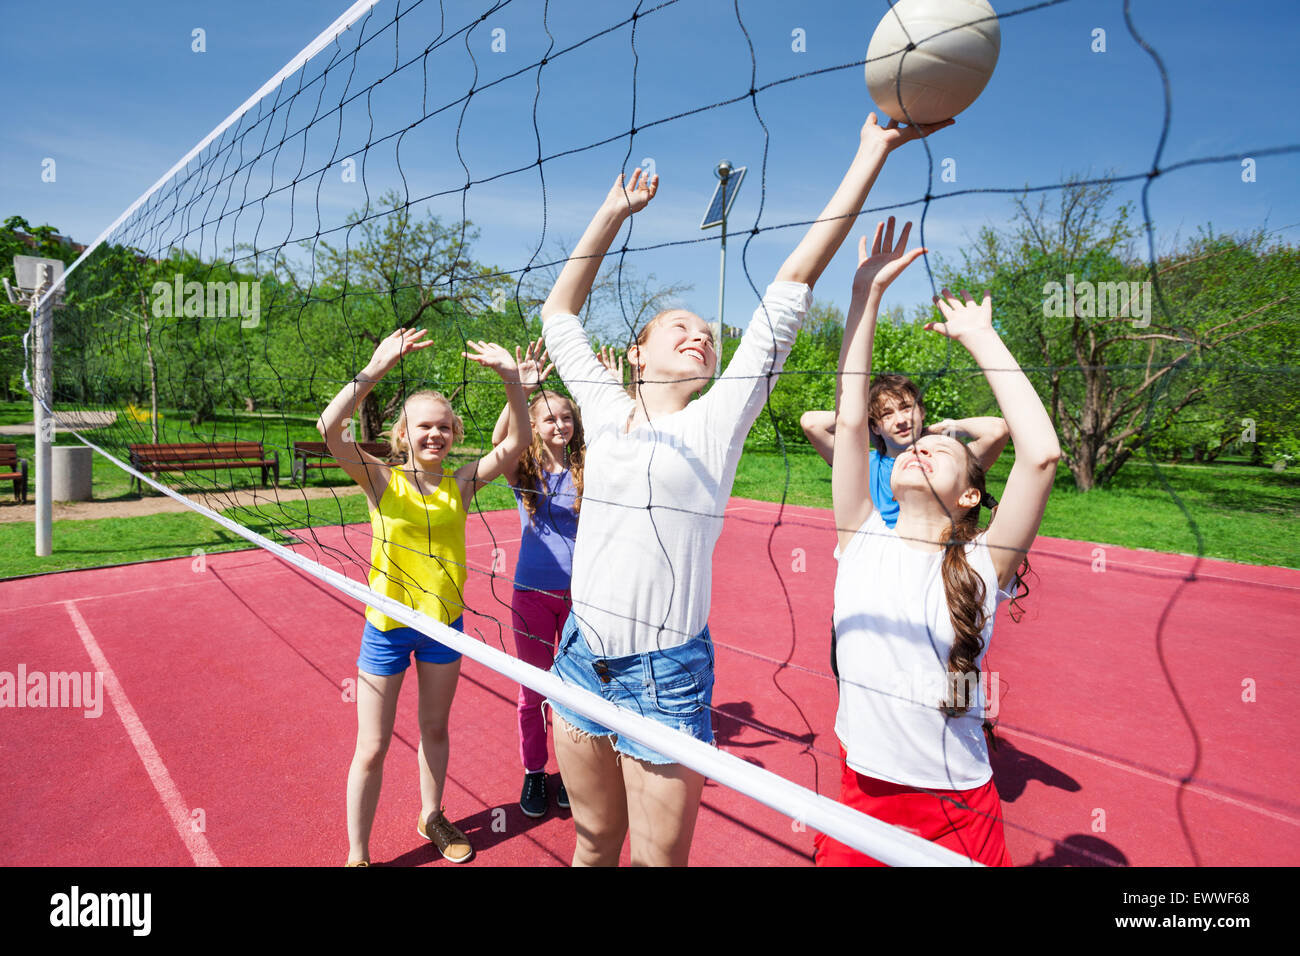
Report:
290,441,391,483
127,441,279,494
0,444,29,503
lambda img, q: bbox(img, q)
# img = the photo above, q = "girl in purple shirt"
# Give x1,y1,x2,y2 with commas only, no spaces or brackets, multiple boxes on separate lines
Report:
492,341,587,818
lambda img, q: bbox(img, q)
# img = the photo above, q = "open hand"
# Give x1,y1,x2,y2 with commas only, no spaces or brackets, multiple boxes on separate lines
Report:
514,338,553,392
602,167,659,217
926,289,995,343
925,418,966,440
861,111,954,152
370,327,433,373
463,340,519,381
596,344,624,383
852,217,926,295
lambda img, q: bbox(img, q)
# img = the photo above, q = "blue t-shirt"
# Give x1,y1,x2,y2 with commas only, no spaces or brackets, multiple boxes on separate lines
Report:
868,448,899,528
513,468,579,591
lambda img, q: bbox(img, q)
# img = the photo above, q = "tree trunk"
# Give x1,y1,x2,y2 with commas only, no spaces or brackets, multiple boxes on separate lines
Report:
360,391,384,443
145,317,159,444
1069,436,1098,491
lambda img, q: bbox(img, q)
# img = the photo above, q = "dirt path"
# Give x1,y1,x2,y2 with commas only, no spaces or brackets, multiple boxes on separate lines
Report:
0,411,118,436
0,484,358,524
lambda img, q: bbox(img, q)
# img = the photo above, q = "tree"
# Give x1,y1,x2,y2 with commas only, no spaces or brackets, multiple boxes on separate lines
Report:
0,216,80,401
524,239,693,346
739,299,978,450
275,190,508,441
936,179,1298,490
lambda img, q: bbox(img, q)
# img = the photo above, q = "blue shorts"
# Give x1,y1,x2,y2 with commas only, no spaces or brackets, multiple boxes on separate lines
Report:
546,614,715,766
358,618,463,675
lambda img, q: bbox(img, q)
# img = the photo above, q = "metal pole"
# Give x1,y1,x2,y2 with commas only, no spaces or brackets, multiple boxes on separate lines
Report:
33,266,52,556
716,197,727,379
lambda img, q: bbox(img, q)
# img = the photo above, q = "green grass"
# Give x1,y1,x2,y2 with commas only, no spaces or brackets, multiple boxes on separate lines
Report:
735,448,1300,569
2,396,1296,578
0,511,266,578
0,400,520,578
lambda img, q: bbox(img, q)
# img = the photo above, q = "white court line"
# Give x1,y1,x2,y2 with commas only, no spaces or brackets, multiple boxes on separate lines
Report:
724,504,837,526
999,726,1300,828
467,536,521,550
62,601,221,866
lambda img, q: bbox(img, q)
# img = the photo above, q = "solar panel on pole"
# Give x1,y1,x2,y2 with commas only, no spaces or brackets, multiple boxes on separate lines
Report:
699,166,746,230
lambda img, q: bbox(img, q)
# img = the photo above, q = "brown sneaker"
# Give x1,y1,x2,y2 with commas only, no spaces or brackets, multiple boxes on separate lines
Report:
418,808,473,863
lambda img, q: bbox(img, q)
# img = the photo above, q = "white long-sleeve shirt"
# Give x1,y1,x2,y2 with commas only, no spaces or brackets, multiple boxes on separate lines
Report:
543,281,811,658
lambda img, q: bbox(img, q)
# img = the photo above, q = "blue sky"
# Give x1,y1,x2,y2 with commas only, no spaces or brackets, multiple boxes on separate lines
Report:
3,0,1298,330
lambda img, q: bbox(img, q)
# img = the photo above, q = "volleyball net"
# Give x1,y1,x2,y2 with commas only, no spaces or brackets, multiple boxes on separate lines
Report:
19,0,1299,866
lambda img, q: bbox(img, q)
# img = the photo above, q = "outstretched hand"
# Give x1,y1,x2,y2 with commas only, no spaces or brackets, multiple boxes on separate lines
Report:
926,289,996,343
463,340,520,381
852,217,926,295
514,338,553,392
601,167,659,217
860,111,954,152
596,344,624,383
370,327,433,374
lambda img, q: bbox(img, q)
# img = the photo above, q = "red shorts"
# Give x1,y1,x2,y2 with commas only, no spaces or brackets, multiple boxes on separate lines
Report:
814,749,1012,867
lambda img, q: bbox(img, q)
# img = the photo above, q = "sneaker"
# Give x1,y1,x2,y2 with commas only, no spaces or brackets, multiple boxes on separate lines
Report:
520,771,548,819
418,808,473,863
556,778,570,811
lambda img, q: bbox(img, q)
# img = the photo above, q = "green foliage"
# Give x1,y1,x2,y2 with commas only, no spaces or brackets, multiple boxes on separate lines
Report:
0,216,81,400
741,298,981,449
934,181,1299,489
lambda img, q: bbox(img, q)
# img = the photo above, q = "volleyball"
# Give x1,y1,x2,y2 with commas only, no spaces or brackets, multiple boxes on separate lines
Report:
864,0,1001,125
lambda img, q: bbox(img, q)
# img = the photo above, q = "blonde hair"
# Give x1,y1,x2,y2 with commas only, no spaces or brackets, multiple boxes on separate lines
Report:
388,389,464,462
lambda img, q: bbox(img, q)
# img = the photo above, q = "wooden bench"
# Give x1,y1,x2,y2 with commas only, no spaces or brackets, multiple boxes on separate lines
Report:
128,442,279,494
0,444,29,503
290,441,391,483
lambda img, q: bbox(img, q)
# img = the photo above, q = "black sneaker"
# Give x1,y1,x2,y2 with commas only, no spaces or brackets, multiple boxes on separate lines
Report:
556,778,570,810
520,771,548,819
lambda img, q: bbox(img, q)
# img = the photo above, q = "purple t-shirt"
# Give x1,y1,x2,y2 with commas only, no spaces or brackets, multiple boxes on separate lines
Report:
513,468,579,592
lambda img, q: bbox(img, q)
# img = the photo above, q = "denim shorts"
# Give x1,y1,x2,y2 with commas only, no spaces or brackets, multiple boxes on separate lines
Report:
357,617,463,675
546,614,715,766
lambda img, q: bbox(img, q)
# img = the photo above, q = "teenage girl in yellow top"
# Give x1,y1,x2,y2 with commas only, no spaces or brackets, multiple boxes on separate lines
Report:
318,328,530,866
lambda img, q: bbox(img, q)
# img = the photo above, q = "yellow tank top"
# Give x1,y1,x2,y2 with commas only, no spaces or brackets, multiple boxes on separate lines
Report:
365,466,468,630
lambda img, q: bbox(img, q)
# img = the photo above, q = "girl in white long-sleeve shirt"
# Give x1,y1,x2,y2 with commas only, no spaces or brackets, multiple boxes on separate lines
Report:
540,113,951,867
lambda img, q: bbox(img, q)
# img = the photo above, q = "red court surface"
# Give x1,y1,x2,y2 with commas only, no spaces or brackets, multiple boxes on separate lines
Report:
2,497,1297,867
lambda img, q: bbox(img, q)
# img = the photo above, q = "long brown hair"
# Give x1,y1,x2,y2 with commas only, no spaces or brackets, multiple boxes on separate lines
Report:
516,390,584,526
936,446,1030,723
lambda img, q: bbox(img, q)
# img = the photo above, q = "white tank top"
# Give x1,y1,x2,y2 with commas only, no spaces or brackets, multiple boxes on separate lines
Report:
833,510,1015,790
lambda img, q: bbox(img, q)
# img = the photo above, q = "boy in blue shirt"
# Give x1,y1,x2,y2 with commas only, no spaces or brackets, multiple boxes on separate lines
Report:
801,374,1010,680
800,374,1009,528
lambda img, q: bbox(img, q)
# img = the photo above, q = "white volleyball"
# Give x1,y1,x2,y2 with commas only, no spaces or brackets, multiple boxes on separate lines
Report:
865,0,1001,125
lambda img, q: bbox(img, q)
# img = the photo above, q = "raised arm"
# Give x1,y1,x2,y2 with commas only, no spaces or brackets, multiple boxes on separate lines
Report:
541,172,654,423
926,291,1061,588
925,416,1010,473
541,169,658,322
456,341,531,500
491,339,552,487
775,113,950,290
834,219,926,551
317,328,431,506
800,409,837,466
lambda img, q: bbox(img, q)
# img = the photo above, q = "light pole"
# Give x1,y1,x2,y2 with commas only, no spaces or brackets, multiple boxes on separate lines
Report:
6,255,65,556
699,161,746,376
